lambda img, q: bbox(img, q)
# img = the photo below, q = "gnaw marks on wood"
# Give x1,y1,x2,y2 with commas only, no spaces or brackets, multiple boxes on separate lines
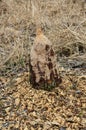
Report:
29,28,62,90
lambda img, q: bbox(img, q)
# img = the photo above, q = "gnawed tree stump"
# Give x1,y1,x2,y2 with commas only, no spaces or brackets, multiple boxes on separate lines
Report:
29,28,62,90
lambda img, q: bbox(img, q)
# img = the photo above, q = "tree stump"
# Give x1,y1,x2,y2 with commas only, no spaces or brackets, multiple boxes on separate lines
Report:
29,28,62,90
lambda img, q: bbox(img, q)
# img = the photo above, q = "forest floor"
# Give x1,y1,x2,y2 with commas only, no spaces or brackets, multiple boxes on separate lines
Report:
0,66,86,130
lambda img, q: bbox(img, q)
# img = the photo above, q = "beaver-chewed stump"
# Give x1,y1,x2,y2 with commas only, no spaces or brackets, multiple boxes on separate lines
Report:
29,28,62,90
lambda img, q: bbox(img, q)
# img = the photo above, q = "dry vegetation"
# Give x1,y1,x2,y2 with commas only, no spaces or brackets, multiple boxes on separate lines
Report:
0,0,86,130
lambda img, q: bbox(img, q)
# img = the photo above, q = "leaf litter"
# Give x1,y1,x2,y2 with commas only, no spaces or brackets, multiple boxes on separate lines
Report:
0,70,86,130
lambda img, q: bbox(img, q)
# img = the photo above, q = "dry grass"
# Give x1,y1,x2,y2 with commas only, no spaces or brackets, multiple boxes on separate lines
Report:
0,0,86,72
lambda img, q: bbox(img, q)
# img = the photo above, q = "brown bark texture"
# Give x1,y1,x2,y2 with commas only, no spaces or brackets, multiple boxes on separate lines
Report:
29,28,62,90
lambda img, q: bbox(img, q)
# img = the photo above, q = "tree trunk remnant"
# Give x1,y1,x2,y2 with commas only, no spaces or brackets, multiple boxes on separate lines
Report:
29,28,62,90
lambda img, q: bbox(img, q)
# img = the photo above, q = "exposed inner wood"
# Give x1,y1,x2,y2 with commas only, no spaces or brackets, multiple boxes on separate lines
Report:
29,28,62,89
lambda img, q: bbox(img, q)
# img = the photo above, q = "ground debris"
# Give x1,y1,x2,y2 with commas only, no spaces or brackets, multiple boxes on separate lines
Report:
0,71,86,130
